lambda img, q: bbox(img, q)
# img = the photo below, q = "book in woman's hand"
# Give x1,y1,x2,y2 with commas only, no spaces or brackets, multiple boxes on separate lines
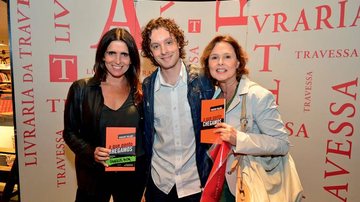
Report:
200,98,225,144
105,127,136,171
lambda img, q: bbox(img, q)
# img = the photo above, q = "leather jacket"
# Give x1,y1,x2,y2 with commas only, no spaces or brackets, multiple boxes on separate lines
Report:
63,77,104,192
63,77,144,192
142,63,215,187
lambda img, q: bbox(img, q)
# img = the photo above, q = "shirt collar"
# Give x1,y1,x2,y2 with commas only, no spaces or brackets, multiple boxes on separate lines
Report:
154,61,187,91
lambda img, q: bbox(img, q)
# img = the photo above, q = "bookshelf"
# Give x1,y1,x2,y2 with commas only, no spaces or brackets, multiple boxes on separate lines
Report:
0,64,11,95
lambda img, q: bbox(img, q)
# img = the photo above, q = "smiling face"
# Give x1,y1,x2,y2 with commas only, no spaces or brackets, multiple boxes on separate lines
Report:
208,41,240,85
103,40,131,80
149,27,181,70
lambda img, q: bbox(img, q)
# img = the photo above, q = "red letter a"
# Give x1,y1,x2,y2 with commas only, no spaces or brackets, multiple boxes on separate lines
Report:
90,0,142,49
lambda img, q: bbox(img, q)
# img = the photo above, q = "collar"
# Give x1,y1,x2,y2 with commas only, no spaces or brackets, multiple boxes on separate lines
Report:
213,75,252,98
154,61,187,92
213,75,255,112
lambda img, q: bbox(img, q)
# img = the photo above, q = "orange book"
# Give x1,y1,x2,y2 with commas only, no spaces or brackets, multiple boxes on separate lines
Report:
105,127,136,171
200,98,225,144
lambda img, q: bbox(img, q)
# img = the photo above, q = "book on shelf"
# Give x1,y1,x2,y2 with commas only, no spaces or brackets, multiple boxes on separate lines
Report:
200,98,225,144
0,64,11,70
0,72,11,82
105,127,136,171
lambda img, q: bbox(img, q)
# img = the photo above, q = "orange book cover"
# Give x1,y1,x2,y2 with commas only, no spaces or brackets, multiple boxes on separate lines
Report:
105,127,136,171
200,98,225,144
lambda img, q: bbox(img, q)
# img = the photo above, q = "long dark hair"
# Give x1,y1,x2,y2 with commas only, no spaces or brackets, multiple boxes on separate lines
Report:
93,28,142,105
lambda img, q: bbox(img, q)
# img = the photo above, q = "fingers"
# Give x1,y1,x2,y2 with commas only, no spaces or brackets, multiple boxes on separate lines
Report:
94,147,111,167
100,161,109,167
214,123,232,134
214,123,237,145
215,122,228,128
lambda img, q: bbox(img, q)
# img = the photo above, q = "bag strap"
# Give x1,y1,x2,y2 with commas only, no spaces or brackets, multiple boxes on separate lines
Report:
227,93,250,201
240,94,247,132
228,92,247,174
239,82,257,132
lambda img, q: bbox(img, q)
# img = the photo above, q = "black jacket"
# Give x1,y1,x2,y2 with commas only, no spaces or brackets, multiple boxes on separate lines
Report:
63,77,105,192
63,77,146,192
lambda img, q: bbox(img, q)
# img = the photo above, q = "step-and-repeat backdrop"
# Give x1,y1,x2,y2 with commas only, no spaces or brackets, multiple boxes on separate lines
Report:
9,0,359,201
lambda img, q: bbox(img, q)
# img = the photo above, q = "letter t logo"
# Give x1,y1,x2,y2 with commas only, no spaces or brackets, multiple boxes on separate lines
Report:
188,19,201,33
49,54,77,82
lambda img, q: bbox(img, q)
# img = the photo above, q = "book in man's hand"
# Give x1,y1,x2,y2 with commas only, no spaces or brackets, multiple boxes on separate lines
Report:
105,127,136,171
200,98,225,144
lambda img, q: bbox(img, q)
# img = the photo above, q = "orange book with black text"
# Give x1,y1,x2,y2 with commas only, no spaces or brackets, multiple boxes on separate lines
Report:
200,98,225,144
105,127,136,171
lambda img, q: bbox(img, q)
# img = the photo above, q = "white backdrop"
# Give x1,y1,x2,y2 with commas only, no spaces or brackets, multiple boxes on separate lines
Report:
8,0,359,201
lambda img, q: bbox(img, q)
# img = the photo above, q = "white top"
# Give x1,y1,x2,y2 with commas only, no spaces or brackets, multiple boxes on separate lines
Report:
151,63,201,198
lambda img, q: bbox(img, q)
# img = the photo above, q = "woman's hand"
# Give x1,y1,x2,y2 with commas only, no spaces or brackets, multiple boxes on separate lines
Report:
214,122,237,146
94,147,111,167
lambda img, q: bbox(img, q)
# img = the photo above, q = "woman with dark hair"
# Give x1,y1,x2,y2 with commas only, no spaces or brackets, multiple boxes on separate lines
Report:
200,35,303,202
63,27,146,202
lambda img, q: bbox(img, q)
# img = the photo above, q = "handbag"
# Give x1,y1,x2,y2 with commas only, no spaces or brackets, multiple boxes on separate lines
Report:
228,92,303,202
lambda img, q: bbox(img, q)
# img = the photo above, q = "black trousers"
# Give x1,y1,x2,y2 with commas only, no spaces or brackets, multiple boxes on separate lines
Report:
145,176,201,202
75,155,146,202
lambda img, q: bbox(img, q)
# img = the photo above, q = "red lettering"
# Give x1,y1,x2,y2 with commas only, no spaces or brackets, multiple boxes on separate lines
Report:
46,98,65,113
328,121,354,137
24,140,37,167
17,0,30,6
332,78,358,100
252,14,270,33
285,122,309,138
17,7,30,23
329,103,355,117
216,0,248,31
269,79,280,105
160,1,175,14
326,140,352,158
350,5,360,27
90,0,142,49
23,117,35,127
273,12,289,32
293,9,311,31
23,129,35,138
315,5,334,30
337,0,346,28
18,24,31,34
323,184,348,202
324,157,350,178
54,0,69,19
188,46,199,63
253,44,281,72
54,23,70,43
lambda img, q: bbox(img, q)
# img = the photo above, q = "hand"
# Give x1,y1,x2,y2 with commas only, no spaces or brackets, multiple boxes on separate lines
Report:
94,147,111,167
214,122,237,146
